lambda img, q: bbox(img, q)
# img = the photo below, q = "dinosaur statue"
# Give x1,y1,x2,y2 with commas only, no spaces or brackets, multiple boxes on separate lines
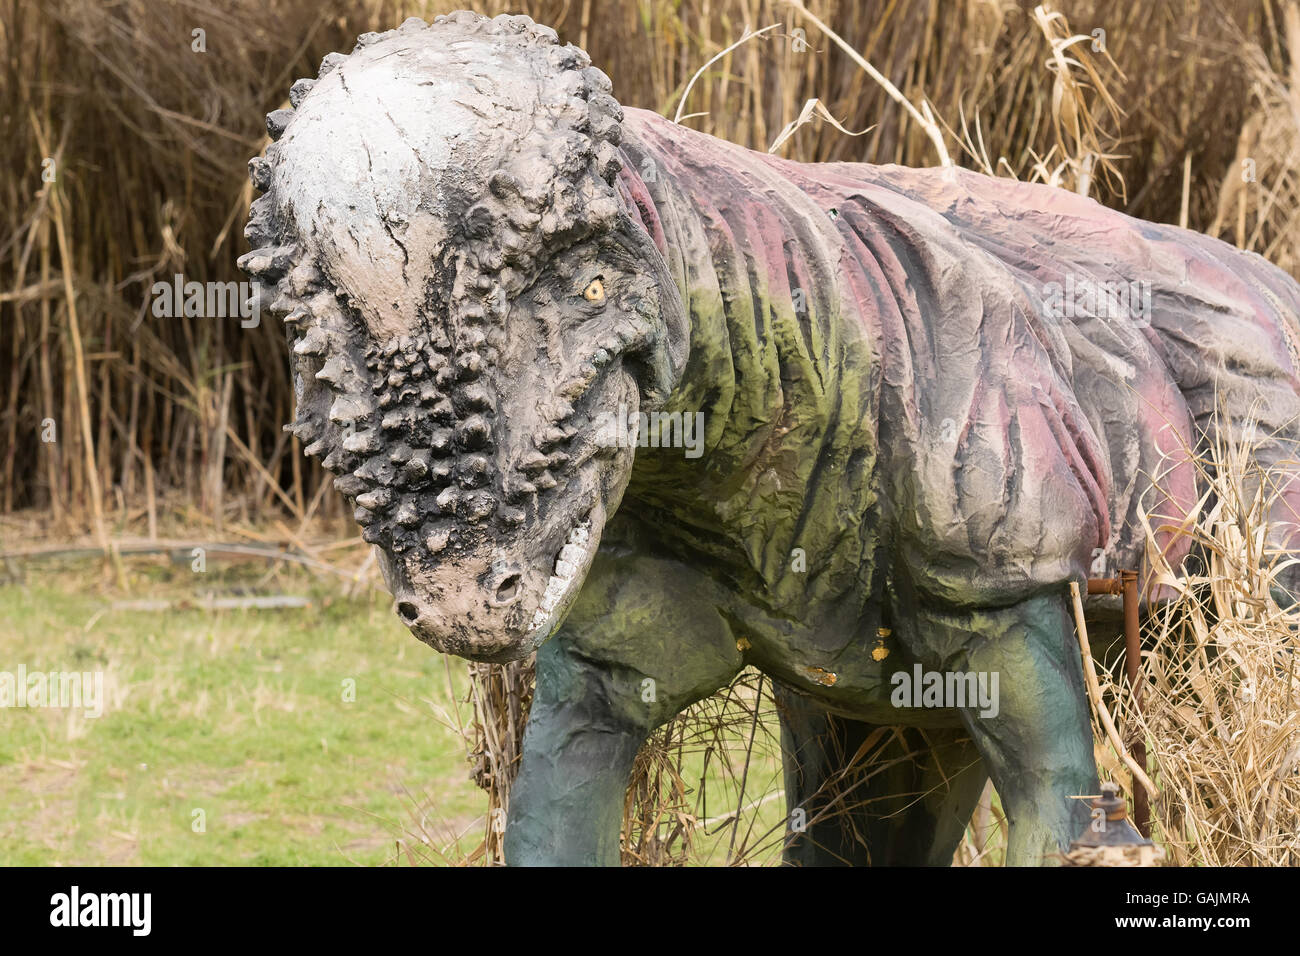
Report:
238,12,1300,865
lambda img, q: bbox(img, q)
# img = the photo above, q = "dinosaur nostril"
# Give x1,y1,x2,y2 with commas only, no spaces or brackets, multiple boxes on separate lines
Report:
397,601,420,624
494,575,521,604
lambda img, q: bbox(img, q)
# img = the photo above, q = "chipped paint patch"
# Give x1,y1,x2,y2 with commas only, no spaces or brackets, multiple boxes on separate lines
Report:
736,636,751,652
805,666,838,686
872,626,891,661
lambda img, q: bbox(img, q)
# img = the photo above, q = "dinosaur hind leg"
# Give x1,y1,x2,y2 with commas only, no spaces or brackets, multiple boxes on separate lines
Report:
912,591,1099,865
775,684,987,866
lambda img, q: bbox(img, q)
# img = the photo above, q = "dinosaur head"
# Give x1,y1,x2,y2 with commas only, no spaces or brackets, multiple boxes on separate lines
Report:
239,13,687,662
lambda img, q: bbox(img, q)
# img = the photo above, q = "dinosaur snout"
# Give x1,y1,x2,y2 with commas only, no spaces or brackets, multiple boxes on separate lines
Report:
395,598,427,626
379,497,609,664
391,590,523,661
391,594,447,642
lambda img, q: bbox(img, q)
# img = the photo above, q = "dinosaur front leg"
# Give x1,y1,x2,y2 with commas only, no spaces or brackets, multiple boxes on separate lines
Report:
504,545,745,866
503,636,647,866
912,591,1097,865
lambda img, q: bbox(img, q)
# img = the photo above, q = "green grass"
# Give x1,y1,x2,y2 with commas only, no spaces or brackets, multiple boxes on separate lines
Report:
0,555,484,865
0,553,924,867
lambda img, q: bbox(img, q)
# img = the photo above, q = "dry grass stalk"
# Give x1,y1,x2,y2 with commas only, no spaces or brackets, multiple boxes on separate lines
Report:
464,657,535,864
1064,842,1167,866
1119,410,1300,866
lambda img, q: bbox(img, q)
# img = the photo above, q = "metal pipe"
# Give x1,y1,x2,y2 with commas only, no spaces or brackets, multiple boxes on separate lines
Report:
1086,577,1123,595
1084,571,1151,838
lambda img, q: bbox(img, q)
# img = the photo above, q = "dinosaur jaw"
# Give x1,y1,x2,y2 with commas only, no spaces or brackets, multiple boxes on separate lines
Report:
375,434,627,663
526,499,603,640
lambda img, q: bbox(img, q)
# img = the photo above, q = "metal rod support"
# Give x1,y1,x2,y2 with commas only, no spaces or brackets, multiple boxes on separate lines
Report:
1085,571,1151,838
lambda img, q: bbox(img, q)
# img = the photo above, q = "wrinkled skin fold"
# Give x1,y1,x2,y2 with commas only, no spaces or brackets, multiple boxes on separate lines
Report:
241,11,1300,865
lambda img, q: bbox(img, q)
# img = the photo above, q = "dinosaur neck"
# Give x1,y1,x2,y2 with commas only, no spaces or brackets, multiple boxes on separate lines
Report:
613,109,881,609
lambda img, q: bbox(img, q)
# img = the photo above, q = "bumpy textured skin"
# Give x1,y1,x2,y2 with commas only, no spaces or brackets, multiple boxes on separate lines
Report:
240,12,1300,865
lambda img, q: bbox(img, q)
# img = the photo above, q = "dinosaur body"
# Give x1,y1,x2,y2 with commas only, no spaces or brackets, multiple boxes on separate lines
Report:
240,12,1300,865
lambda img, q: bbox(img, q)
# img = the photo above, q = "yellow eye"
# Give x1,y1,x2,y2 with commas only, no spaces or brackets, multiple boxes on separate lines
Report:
583,277,605,303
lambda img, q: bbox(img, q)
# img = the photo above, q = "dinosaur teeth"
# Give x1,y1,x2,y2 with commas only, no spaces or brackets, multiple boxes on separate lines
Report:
529,519,595,631
539,577,567,611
